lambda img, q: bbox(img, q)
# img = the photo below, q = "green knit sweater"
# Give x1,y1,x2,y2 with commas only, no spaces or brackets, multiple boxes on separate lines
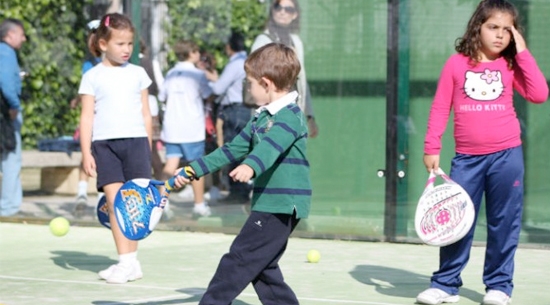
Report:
190,101,311,219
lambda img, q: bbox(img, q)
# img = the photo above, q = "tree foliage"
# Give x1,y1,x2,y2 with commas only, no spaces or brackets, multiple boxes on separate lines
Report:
1,0,94,148
165,0,267,70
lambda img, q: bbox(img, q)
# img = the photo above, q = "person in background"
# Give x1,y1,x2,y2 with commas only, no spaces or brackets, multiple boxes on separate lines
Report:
79,13,153,284
417,1,549,304
0,18,26,217
251,0,319,139
158,40,213,218
202,32,251,204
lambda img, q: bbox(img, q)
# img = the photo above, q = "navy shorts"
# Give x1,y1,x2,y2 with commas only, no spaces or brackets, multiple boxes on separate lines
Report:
91,137,152,191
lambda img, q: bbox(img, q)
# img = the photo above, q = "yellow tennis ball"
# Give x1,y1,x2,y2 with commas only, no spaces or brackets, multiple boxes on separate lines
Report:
49,217,70,237
307,249,321,263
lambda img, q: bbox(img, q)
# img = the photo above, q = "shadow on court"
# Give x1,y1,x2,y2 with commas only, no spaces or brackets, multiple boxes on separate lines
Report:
92,288,253,305
50,251,117,273
349,264,484,302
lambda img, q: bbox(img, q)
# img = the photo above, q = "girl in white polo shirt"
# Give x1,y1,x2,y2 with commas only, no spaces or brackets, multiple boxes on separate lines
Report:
78,13,152,285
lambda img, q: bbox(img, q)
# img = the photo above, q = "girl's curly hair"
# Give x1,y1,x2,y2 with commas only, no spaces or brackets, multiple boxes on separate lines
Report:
455,0,520,69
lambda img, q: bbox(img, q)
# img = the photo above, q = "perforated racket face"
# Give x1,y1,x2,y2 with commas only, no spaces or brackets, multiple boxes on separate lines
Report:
96,195,110,229
114,179,161,240
415,184,475,246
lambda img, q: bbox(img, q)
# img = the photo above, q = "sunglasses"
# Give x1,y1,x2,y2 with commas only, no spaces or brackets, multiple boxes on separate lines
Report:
274,4,297,14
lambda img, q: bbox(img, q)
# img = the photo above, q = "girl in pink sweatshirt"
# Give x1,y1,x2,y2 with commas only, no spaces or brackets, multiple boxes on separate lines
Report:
417,1,548,305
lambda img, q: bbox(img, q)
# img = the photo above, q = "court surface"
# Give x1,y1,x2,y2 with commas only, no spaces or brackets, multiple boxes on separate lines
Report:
1,221,549,305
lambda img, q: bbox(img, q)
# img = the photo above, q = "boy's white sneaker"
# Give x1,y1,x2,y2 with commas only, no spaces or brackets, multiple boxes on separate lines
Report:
482,290,511,305
98,261,142,282
416,288,460,304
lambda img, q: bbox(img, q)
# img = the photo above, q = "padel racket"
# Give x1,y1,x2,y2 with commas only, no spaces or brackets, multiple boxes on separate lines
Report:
414,168,475,246
113,168,192,240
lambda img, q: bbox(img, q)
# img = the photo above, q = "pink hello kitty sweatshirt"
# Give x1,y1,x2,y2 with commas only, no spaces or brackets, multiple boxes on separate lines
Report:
424,50,549,155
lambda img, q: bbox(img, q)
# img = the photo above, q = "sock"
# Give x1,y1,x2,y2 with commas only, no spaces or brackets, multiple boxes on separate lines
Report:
77,181,88,197
119,251,138,265
194,202,206,208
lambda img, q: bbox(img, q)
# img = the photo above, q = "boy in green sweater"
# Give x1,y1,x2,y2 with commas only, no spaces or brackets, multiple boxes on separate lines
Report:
174,42,310,304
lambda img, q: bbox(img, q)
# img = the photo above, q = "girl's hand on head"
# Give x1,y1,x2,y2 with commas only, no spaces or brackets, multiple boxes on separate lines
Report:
423,154,440,173
510,26,526,54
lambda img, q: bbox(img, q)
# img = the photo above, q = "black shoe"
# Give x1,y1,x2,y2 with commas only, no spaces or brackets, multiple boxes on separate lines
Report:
218,193,249,204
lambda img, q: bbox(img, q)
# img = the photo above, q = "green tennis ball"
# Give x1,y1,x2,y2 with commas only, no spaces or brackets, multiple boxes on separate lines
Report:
307,249,321,263
49,217,70,237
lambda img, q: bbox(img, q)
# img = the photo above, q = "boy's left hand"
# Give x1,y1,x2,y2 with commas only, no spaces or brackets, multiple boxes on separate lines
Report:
229,164,254,183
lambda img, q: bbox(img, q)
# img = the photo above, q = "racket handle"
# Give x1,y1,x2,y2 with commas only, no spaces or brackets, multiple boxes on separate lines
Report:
425,170,437,188
435,168,453,183
165,167,191,191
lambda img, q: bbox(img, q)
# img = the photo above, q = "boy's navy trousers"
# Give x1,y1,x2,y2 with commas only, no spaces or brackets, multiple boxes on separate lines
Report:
430,146,524,297
199,211,300,305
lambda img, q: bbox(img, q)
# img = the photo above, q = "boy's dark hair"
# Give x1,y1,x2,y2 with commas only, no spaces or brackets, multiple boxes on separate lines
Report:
455,0,519,68
90,13,134,57
0,18,24,41
228,32,245,52
174,40,199,61
245,43,300,92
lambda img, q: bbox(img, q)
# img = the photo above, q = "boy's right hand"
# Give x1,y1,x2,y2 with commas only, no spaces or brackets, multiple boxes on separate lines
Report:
423,154,440,173
172,166,198,189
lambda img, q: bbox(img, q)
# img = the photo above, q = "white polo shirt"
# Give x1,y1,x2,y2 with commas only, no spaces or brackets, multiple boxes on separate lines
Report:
158,61,213,143
78,62,152,141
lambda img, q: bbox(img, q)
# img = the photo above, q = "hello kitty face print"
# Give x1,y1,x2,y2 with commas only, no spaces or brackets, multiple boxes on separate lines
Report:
463,69,504,101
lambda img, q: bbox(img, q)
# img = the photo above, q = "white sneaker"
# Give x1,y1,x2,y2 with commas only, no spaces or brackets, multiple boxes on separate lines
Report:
162,200,174,220
73,195,88,218
98,261,143,282
416,288,459,304
483,290,511,305
105,262,143,284
193,204,211,217
98,264,116,280
177,186,194,199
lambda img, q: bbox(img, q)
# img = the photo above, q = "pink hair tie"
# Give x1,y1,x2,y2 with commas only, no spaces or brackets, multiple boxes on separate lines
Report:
105,16,110,27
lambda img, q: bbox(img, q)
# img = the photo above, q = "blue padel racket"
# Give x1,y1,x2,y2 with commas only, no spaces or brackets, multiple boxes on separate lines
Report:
96,194,110,229
113,169,191,240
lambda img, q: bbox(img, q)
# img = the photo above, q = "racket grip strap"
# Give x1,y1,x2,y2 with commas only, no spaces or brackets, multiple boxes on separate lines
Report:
183,166,198,181
165,166,196,191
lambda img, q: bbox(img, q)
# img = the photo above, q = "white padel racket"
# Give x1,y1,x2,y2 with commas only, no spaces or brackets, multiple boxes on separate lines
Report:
414,168,475,246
